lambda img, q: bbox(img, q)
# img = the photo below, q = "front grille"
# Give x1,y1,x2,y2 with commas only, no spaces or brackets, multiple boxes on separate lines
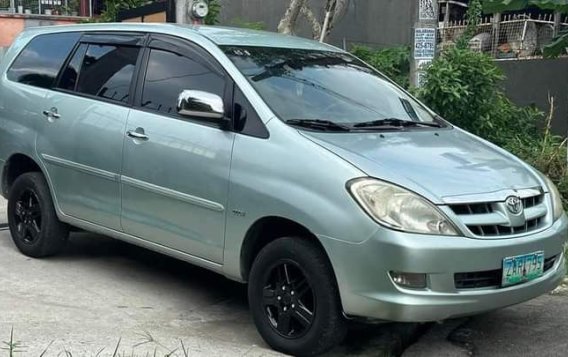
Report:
468,217,544,237
454,255,557,289
450,202,493,215
523,194,544,209
448,191,547,237
455,269,501,289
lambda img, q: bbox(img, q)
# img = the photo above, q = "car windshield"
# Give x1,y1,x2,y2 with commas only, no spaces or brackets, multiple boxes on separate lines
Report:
222,46,441,128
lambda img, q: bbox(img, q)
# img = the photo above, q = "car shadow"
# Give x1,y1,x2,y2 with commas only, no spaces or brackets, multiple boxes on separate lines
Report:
53,232,423,356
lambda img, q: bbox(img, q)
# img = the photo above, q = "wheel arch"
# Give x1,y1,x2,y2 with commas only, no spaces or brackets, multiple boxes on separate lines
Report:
1,153,44,197
240,216,337,284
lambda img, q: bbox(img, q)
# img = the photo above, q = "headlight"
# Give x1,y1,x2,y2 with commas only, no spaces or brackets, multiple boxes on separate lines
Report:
544,176,564,221
348,178,459,236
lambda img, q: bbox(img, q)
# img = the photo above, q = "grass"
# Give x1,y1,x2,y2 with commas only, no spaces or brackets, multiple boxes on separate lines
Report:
1,330,197,357
1,328,26,356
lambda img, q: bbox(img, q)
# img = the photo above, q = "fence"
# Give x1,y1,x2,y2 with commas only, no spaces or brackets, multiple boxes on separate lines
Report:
0,0,90,16
439,13,568,59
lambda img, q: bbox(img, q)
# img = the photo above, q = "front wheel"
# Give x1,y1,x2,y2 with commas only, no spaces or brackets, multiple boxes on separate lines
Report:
248,237,346,356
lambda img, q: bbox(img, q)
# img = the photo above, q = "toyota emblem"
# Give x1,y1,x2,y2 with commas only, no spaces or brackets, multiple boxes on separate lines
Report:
505,196,523,215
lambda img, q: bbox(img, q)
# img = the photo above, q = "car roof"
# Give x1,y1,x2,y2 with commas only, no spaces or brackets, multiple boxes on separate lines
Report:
21,23,342,52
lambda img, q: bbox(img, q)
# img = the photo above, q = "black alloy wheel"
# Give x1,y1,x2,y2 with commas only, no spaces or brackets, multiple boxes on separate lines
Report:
12,189,42,245
248,237,346,356
262,261,316,339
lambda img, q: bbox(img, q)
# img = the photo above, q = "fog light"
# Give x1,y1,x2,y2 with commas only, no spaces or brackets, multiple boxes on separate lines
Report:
389,271,427,289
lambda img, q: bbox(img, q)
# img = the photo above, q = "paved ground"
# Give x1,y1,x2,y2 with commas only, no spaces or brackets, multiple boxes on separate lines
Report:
0,228,423,356
0,229,274,356
404,287,568,357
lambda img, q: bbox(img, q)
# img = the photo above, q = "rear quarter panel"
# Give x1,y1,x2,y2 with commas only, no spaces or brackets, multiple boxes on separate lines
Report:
0,31,46,175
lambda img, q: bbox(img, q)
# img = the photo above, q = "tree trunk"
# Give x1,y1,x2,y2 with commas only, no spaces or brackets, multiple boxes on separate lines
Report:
323,0,348,40
278,0,349,40
301,6,323,39
278,0,306,34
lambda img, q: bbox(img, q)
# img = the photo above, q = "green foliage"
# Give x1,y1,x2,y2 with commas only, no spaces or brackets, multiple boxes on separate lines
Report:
205,0,221,25
350,45,411,88
230,18,267,30
543,30,568,58
482,0,568,14
90,0,148,22
507,103,568,208
417,46,568,205
457,0,483,49
417,47,507,138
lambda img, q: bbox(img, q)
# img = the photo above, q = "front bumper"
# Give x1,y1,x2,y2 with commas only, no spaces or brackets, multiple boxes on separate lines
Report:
319,215,568,322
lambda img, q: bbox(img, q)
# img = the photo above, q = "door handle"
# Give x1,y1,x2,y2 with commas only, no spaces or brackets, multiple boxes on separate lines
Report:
127,129,149,140
42,108,61,119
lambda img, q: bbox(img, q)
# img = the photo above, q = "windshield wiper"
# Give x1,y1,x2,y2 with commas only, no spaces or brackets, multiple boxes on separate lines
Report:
353,118,443,129
286,119,351,132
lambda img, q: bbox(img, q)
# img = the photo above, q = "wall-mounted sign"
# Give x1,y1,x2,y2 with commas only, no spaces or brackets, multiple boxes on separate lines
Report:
414,27,436,60
419,0,436,20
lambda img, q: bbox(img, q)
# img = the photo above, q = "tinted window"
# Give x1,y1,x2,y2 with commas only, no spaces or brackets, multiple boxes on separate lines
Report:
141,49,225,115
7,32,80,89
58,44,87,91
76,44,140,104
223,46,439,126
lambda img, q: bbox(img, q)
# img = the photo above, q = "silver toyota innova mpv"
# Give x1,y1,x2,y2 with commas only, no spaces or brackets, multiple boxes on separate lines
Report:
0,24,566,356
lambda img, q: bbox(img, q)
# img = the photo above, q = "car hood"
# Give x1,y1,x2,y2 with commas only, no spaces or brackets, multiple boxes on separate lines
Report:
301,128,543,204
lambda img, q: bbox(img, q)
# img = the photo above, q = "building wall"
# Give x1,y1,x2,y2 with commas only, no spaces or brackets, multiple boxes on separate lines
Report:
497,58,568,136
218,0,416,49
0,14,82,53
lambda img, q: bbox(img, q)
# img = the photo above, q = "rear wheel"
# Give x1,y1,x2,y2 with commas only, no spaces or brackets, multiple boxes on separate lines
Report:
8,172,69,257
248,237,346,356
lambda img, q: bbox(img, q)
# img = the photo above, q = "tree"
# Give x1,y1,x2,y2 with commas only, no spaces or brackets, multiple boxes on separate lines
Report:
482,0,568,57
277,0,348,41
205,0,221,25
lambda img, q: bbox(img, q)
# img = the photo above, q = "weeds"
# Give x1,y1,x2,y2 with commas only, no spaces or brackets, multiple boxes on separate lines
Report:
1,330,204,357
1,328,26,356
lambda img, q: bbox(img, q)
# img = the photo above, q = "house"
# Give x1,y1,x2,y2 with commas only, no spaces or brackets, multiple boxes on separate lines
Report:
0,0,107,57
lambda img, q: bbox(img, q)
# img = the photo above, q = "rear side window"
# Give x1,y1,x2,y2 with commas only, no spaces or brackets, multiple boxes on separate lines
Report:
58,43,88,91
7,32,80,89
75,44,140,104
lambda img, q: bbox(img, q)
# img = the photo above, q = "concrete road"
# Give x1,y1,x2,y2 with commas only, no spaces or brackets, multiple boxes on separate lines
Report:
404,284,568,357
0,229,278,356
0,228,418,356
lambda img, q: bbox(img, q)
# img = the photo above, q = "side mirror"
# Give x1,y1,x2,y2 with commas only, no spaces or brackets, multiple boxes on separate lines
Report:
177,90,225,120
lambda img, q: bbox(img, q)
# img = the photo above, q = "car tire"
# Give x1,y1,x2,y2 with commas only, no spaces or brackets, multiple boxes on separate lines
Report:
248,237,347,356
7,172,69,258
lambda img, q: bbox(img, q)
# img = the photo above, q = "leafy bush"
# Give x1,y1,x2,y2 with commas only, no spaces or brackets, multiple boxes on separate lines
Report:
350,45,411,88
205,0,221,25
91,0,148,22
418,47,539,144
507,101,568,208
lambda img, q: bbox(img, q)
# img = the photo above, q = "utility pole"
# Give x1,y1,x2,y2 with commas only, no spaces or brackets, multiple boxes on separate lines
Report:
411,0,439,88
